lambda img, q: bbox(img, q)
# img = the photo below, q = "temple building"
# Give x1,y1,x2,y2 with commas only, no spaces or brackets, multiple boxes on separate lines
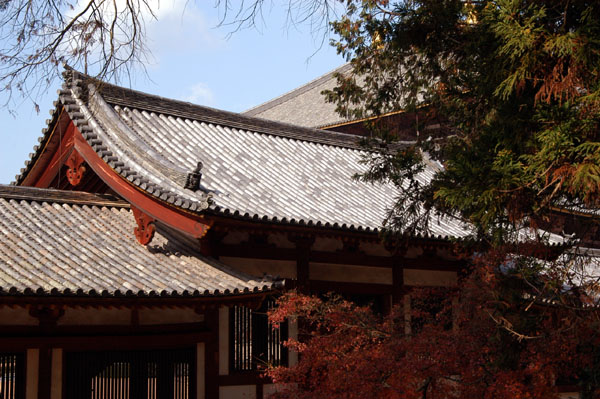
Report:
0,67,576,399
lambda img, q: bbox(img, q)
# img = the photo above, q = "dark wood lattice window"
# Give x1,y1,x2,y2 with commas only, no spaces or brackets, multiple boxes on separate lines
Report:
230,298,288,372
0,352,25,399
64,347,194,399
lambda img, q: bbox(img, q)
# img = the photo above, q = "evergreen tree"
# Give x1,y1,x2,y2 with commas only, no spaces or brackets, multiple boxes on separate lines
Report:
266,2,600,398
326,0,600,241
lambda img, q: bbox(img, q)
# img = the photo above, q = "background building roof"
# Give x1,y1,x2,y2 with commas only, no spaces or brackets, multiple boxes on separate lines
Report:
243,64,353,128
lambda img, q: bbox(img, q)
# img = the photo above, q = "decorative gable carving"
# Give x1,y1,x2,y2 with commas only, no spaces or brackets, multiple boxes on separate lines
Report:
131,206,156,245
65,149,86,186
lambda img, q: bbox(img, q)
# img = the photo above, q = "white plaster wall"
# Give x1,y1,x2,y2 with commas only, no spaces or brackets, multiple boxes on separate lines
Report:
403,269,457,287
138,308,204,325
219,385,255,399
0,306,37,325
309,263,392,285
59,307,130,325
219,257,296,279
218,306,229,375
26,349,39,399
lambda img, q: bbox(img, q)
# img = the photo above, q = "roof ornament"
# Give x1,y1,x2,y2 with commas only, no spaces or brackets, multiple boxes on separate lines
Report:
131,206,155,246
65,149,86,186
184,162,203,191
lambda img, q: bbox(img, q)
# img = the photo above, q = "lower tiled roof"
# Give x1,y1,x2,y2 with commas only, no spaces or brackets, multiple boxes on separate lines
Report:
0,186,278,297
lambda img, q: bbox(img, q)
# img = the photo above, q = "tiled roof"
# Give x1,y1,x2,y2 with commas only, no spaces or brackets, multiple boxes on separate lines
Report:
554,200,600,217
243,64,353,128
0,185,277,297
14,69,473,239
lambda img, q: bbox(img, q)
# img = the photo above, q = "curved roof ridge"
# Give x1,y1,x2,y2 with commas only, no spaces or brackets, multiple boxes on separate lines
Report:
65,68,364,150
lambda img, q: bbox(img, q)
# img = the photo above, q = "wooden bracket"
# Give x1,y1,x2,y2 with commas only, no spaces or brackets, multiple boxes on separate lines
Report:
289,234,315,250
131,206,156,245
341,237,362,253
65,149,86,186
29,305,65,328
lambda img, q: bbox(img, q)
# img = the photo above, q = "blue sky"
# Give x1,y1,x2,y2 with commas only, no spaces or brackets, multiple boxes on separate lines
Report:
0,1,344,183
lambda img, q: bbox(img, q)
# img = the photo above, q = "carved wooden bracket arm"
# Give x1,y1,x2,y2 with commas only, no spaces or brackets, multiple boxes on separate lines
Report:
29,305,65,328
65,149,86,186
131,206,156,245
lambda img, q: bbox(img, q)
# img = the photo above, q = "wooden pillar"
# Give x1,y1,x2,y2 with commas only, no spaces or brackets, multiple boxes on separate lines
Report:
292,236,314,294
38,347,52,399
50,349,63,399
29,306,63,399
204,308,219,399
26,349,39,399
196,343,205,399
392,256,404,305
218,306,229,376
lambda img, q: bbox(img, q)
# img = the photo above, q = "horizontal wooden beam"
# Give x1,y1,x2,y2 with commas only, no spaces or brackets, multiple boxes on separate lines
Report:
209,217,460,248
309,280,393,295
216,243,465,270
218,372,270,386
0,332,210,350
0,292,269,309
0,322,208,338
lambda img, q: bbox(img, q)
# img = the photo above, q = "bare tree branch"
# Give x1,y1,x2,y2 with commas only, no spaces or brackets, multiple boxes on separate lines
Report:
0,0,153,109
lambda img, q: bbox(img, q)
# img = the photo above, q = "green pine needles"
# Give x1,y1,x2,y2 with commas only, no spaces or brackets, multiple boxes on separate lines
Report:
327,0,600,243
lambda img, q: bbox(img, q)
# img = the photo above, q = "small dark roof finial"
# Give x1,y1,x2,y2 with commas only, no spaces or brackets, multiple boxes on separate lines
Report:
184,162,203,191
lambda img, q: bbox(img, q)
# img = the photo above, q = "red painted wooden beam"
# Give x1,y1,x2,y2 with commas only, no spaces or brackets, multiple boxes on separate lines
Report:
33,121,76,188
69,121,212,238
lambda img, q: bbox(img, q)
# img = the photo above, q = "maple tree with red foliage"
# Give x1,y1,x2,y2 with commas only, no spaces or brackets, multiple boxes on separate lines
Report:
264,0,600,397
267,249,600,398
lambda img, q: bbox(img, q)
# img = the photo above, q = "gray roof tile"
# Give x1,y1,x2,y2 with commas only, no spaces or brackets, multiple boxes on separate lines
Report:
0,185,278,297
16,69,475,239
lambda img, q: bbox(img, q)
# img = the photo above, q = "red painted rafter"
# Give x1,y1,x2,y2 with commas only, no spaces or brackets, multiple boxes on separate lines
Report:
23,114,212,240
32,119,76,188
68,121,212,238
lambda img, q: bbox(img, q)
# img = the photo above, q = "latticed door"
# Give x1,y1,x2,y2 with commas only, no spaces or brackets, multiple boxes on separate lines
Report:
64,348,194,399
0,352,25,399
230,297,288,372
